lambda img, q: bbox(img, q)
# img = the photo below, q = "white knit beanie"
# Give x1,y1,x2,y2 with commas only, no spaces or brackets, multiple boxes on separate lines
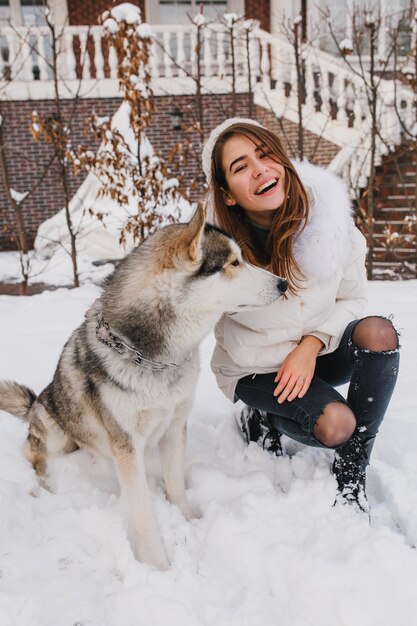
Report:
202,117,265,186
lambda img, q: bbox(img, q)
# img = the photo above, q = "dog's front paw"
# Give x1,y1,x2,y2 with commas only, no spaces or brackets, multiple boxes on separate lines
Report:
133,542,170,571
179,501,202,521
150,554,170,571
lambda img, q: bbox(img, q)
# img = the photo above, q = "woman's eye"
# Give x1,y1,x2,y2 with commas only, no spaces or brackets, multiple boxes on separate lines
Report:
231,259,240,267
234,164,246,173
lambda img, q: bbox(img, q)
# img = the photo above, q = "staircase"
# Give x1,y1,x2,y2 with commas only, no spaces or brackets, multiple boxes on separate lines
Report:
372,144,417,277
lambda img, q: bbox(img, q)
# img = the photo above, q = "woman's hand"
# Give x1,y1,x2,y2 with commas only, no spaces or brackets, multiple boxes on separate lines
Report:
273,336,324,403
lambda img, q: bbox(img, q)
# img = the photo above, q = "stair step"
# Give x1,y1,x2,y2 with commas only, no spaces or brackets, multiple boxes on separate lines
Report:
387,195,416,200
377,203,416,209
373,234,415,240
375,219,414,225
378,207,413,212
375,207,414,213
373,245,415,252
376,178,415,183
378,196,415,202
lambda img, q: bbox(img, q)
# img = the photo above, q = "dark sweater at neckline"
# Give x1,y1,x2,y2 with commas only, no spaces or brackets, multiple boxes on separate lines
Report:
246,219,271,262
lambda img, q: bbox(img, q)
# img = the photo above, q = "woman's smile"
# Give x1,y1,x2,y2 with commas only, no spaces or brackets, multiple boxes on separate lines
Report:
254,177,279,195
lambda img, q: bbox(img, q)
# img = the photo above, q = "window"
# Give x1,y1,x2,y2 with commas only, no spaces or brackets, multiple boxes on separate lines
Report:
21,0,48,26
0,0,51,81
0,0,10,24
0,0,48,26
316,0,414,57
158,1,228,24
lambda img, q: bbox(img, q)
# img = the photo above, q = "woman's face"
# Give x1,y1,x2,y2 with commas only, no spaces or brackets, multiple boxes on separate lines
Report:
221,133,286,226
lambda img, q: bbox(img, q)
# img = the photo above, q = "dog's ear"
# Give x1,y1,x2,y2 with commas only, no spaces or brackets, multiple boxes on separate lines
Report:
178,202,206,263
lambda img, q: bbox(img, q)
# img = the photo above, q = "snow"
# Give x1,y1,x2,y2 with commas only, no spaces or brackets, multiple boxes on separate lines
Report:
136,23,153,39
365,12,376,27
242,19,259,31
402,64,416,77
103,3,141,25
0,280,417,625
102,16,118,34
10,188,28,204
192,14,206,27
339,39,353,53
223,13,241,28
163,177,180,191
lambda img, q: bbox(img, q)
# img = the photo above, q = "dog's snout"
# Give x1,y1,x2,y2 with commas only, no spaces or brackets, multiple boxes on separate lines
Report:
277,279,288,294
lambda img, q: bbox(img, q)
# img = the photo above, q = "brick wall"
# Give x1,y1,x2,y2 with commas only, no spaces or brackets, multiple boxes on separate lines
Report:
245,0,270,31
68,1,266,29
67,0,145,26
0,94,339,251
0,98,120,250
369,142,416,275
255,106,340,165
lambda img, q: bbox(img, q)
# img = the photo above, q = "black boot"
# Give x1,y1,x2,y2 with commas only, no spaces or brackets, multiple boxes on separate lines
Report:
239,406,283,456
333,434,370,515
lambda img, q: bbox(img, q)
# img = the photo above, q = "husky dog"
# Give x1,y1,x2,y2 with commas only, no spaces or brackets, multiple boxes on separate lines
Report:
0,204,287,570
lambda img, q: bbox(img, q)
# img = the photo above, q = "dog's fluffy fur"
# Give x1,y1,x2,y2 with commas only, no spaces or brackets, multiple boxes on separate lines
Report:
0,205,284,570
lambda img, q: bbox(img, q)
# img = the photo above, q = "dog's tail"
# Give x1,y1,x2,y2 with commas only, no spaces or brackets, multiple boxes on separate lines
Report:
0,381,37,419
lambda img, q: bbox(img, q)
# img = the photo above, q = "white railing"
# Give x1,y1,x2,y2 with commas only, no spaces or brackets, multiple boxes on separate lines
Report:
0,23,260,92
0,22,415,187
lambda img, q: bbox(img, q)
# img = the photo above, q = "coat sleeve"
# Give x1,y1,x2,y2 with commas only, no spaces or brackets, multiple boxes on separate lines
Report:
307,226,368,353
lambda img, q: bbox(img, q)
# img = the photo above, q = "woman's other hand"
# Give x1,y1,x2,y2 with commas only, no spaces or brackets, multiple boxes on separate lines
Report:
273,335,324,403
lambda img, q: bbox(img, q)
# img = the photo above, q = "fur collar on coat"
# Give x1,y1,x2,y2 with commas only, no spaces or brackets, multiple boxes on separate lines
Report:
292,161,354,280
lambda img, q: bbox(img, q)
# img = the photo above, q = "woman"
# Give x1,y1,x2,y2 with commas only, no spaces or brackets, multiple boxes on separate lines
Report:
202,118,400,513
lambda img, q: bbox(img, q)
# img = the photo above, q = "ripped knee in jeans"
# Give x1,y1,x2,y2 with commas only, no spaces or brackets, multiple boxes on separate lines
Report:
313,400,356,448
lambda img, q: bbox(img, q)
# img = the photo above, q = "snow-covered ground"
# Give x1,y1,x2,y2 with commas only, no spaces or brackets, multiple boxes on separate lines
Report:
0,280,417,626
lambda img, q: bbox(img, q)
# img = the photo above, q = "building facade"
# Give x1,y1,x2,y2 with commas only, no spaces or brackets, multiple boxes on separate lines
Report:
0,0,415,275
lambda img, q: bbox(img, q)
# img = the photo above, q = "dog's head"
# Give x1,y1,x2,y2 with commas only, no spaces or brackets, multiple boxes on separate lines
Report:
158,203,287,314
103,203,287,322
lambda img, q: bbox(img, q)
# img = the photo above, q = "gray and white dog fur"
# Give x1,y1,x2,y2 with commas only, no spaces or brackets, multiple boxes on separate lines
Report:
0,204,285,570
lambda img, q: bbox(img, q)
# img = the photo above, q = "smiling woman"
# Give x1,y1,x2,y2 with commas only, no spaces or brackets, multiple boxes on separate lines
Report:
206,120,309,292
203,117,401,515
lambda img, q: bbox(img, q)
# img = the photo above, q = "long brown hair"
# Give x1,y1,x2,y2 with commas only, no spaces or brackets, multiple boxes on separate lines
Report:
210,122,309,293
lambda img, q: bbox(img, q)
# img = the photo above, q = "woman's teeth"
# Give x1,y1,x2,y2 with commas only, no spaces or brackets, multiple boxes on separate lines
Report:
255,179,278,195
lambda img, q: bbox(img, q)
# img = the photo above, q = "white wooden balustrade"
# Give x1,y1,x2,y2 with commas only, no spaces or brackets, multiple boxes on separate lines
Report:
0,23,260,95
0,22,415,187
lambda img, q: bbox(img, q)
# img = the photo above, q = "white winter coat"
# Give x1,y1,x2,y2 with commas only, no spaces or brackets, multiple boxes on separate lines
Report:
211,161,368,402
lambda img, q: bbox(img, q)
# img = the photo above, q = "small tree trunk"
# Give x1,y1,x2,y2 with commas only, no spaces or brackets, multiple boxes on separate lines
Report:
229,25,237,117
196,25,204,137
0,119,30,295
245,29,253,118
50,18,79,288
414,47,417,277
414,139,417,278
60,154,79,287
366,24,377,281
294,22,304,160
19,254,29,296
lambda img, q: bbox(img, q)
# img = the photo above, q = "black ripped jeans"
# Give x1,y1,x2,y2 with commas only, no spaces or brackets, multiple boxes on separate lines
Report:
235,318,400,458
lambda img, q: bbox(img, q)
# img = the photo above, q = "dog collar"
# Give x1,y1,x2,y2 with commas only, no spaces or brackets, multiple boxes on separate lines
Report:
95,316,191,371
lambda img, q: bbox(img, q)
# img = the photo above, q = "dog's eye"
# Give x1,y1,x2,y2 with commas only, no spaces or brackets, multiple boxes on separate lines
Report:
230,259,240,267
